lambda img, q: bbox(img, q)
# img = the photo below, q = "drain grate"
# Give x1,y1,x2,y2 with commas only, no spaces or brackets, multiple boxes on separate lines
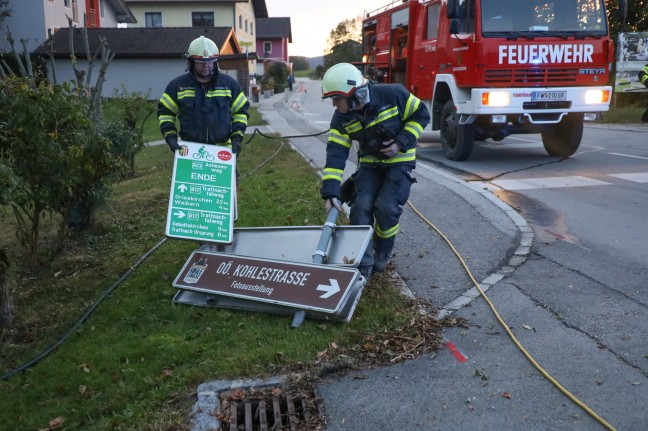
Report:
218,388,322,431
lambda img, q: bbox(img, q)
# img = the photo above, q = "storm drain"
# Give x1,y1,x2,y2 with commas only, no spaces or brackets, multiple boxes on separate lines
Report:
218,390,322,431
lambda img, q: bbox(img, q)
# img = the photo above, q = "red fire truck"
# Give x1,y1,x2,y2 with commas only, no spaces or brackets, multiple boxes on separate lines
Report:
360,0,624,160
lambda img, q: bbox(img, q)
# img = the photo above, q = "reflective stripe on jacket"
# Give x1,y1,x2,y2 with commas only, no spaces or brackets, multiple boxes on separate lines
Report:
321,83,430,199
158,71,249,145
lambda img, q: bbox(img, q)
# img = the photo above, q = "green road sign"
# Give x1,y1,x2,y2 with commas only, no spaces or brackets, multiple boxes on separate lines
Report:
165,141,236,243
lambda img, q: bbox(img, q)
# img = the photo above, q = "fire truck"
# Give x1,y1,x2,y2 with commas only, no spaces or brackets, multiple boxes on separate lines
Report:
360,0,624,160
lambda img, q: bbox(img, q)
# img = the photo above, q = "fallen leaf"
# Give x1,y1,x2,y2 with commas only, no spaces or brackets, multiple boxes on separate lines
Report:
271,387,282,397
522,324,533,331
230,388,246,400
78,363,90,373
48,416,65,429
502,392,512,399
160,369,173,379
331,342,339,349
78,385,87,395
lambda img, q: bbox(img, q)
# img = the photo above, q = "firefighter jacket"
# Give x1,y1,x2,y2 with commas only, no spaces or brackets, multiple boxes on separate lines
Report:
640,64,648,88
158,71,249,146
321,83,430,199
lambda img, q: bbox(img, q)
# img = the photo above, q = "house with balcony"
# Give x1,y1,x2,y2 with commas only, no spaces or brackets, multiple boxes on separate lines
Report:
124,0,268,80
255,17,292,76
1,0,135,52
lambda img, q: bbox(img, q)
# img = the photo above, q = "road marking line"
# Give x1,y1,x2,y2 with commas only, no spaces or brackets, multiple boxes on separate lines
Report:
608,172,648,183
609,152,648,161
492,175,611,190
483,143,544,149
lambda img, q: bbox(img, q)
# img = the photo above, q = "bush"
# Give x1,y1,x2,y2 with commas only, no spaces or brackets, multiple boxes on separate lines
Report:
0,76,123,264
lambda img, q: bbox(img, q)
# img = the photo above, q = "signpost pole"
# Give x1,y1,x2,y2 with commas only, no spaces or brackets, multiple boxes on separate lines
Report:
290,207,340,329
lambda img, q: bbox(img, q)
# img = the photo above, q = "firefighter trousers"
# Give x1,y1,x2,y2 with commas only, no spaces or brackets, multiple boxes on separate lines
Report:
350,163,416,269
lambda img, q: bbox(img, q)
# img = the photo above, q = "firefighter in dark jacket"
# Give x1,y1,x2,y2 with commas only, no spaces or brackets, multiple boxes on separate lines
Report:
158,36,249,153
639,64,648,123
320,63,431,278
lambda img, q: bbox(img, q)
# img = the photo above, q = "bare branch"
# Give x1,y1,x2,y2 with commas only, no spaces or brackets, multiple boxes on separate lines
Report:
20,38,33,77
6,29,28,77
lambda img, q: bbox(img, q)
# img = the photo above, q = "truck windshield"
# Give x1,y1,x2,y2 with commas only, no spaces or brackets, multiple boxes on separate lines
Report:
481,0,607,37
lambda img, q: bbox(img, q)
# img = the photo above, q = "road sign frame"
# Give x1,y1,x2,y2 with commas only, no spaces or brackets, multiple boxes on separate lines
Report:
165,141,236,244
173,250,361,314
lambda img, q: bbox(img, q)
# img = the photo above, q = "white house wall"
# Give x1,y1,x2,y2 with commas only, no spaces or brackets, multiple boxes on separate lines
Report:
48,57,241,101
48,57,186,100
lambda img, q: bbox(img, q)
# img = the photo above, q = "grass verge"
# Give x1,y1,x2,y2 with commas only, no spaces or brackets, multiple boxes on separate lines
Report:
0,124,449,430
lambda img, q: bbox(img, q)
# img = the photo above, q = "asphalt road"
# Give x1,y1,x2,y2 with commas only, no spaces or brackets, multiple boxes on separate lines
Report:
262,79,648,430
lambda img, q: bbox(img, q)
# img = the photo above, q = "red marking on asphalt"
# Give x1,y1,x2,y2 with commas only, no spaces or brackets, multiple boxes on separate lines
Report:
446,341,468,363
545,229,565,240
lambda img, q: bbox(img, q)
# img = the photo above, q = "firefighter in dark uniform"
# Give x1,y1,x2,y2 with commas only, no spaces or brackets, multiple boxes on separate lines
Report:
639,64,648,123
158,36,249,153
320,63,430,278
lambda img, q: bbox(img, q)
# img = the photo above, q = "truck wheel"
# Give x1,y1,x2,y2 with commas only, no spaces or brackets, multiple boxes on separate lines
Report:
440,100,473,161
541,113,584,157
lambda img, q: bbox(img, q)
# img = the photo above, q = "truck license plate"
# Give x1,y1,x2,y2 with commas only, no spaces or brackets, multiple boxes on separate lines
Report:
531,91,567,101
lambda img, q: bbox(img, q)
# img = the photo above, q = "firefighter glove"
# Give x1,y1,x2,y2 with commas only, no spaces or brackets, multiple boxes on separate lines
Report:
231,137,242,154
324,197,342,213
165,135,181,153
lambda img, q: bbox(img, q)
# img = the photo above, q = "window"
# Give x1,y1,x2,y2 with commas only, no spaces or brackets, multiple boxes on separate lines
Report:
426,3,440,39
64,0,70,7
245,19,248,33
251,22,254,35
456,0,476,34
145,12,162,28
99,0,105,18
263,41,272,54
192,12,214,27
239,15,243,29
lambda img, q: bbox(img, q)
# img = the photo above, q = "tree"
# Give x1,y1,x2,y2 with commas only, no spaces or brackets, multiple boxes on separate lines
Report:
324,40,362,70
0,140,15,332
607,0,648,35
0,0,10,28
326,17,361,49
323,17,362,73
265,62,290,93
109,86,155,178
289,56,310,71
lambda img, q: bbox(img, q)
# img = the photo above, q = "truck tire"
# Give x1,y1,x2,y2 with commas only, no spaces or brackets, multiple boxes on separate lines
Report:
440,100,474,161
541,113,584,157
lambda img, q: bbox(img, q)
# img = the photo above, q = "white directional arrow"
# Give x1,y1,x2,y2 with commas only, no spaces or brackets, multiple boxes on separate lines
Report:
316,279,340,299
174,210,186,219
177,183,188,192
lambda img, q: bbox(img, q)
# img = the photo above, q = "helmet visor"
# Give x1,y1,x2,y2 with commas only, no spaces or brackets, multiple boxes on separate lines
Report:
192,57,218,63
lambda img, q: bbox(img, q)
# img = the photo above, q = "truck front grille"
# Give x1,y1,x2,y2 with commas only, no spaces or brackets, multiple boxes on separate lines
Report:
485,68,578,86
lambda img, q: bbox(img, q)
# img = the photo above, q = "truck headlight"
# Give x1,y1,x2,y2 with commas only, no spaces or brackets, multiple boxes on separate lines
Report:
585,89,610,104
482,91,510,107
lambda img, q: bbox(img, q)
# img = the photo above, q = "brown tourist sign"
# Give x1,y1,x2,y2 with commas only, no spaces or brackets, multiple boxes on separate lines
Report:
173,251,360,314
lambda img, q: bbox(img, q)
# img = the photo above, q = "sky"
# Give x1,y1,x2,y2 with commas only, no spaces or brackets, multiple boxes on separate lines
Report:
266,0,388,58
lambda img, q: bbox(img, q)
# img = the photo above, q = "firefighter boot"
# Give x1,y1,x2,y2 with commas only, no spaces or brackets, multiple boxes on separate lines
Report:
373,239,394,273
